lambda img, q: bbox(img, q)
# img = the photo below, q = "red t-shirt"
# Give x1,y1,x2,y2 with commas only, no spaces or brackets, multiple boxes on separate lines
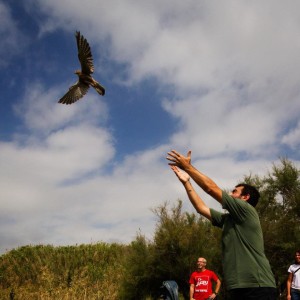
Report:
189,269,219,300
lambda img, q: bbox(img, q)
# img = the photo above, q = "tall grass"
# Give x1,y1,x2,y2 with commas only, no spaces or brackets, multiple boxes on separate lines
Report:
0,243,128,299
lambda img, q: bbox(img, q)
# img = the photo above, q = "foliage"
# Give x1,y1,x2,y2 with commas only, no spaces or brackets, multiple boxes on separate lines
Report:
119,233,154,299
0,243,127,300
120,201,222,299
150,201,222,299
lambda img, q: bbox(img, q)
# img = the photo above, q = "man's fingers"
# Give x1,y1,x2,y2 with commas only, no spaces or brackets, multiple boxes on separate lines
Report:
167,151,178,158
166,150,182,163
168,150,181,157
172,150,180,156
170,165,179,172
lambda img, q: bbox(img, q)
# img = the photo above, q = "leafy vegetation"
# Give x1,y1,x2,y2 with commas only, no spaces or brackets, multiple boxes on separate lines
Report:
0,243,128,299
0,158,299,299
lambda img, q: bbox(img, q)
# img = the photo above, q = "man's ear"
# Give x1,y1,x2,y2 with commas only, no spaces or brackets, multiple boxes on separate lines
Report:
242,194,250,201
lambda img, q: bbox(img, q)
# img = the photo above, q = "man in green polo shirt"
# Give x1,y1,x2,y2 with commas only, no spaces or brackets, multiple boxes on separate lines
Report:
167,150,277,300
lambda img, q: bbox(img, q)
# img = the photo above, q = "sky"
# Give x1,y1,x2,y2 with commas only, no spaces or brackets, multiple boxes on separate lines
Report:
1,0,300,254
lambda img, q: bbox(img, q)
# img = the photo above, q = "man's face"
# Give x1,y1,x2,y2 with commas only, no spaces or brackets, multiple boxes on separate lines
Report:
230,186,250,202
230,186,244,198
197,258,206,270
295,252,300,263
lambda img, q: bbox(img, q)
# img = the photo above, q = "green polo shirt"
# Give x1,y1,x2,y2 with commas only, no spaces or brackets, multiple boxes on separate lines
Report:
210,191,276,290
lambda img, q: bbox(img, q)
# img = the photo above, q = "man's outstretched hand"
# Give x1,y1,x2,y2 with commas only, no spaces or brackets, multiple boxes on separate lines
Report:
170,165,190,184
166,150,192,170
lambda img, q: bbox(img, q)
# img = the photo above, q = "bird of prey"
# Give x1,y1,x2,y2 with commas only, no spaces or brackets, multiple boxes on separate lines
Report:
58,31,105,105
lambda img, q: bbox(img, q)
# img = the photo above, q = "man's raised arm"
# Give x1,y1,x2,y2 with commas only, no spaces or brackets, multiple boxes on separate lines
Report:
170,166,212,220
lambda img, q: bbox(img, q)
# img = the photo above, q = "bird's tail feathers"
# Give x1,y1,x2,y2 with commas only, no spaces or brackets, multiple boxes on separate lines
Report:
93,82,105,96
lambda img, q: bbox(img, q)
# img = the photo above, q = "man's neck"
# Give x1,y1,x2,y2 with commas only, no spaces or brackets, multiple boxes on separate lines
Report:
197,268,206,272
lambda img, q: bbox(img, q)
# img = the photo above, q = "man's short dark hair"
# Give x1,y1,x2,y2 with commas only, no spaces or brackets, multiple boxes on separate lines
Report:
236,183,260,207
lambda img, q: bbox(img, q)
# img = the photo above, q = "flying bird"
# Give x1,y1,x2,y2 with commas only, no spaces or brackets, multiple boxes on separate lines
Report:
58,31,105,105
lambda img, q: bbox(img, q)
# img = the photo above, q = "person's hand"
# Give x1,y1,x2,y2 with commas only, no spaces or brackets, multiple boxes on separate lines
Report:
170,166,190,184
208,292,217,299
287,295,291,300
166,150,192,170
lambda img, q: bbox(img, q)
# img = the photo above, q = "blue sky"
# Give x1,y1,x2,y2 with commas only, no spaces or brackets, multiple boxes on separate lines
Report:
1,0,300,254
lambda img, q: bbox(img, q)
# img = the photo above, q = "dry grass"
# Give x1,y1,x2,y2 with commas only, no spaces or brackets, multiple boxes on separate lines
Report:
0,243,126,300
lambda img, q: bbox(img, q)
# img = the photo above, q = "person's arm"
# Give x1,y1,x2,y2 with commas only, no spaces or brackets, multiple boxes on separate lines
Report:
170,166,211,220
287,272,293,300
190,283,195,300
167,150,222,203
214,279,221,297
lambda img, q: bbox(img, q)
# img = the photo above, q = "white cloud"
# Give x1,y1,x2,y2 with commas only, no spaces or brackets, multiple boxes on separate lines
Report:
282,121,300,149
1,0,300,253
0,1,26,67
14,82,109,134
27,0,300,145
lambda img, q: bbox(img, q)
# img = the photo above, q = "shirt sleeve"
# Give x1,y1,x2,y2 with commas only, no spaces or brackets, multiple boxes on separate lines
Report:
189,272,195,284
211,271,219,282
210,208,225,228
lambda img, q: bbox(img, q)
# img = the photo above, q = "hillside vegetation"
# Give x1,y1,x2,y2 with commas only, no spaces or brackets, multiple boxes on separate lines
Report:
0,243,127,299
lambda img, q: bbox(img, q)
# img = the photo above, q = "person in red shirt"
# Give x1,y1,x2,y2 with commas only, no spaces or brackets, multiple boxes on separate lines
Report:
189,257,221,300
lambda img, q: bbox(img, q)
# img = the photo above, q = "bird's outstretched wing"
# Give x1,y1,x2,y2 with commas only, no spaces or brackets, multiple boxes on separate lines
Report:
58,82,90,105
76,31,94,75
